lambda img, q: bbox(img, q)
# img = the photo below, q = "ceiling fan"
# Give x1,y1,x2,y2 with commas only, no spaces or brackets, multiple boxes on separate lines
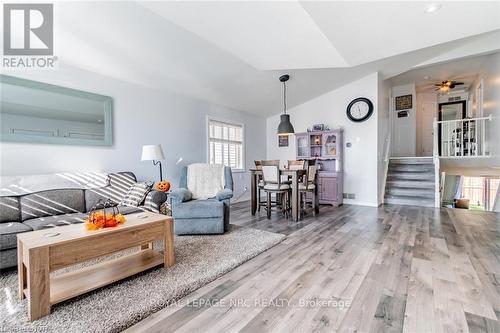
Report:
434,80,464,92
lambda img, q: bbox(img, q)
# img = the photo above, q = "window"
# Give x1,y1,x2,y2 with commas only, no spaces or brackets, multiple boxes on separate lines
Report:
208,119,244,171
460,176,500,211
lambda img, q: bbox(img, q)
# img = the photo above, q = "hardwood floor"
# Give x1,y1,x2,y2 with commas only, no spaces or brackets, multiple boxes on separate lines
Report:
127,202,500,333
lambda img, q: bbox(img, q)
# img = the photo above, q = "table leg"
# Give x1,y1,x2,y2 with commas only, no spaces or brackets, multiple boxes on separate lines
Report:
314,175,320,215
27,247,50,321
18,239,26,300
292,172,299,222
164,219,175,268
251,171,257,215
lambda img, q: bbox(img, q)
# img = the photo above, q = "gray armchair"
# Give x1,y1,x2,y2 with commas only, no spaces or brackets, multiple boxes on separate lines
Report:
170,165,233,235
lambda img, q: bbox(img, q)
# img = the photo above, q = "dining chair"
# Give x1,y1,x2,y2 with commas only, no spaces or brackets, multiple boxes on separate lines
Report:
262,160,291,183
299,164,318,218
287,160,306,170
261,165,291,219
254,160,267,212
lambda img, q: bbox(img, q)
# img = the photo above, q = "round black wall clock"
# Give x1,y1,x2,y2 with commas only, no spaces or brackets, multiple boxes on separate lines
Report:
346,97,374,122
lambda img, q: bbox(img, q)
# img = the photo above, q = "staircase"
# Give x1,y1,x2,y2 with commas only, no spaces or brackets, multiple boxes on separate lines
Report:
384,157,436,207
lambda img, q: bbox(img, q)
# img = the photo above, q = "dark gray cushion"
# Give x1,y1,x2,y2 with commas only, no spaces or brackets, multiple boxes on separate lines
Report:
0,197,21,223
85,188,118,212
143,190,168,213
0,222,32,250
20,189,85,221
172,199,223,219
23,213,87,231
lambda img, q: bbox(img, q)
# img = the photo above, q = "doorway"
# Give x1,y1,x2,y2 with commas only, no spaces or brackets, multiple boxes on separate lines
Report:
438,101,466,156
419,101,436,156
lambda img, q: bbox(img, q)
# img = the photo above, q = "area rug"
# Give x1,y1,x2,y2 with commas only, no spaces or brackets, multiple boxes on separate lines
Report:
0,226,285,333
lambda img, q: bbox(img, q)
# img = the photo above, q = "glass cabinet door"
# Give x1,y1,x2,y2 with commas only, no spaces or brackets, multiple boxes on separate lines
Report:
296,135,309,158
323,133,337,157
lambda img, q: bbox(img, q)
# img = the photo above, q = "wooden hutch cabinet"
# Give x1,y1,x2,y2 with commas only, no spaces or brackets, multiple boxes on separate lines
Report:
295,129,343,206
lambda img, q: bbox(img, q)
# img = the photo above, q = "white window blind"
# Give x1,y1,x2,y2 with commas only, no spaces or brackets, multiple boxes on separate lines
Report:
208,119,244,170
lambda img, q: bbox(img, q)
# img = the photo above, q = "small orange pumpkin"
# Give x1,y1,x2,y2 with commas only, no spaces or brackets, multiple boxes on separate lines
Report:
155,180,171,192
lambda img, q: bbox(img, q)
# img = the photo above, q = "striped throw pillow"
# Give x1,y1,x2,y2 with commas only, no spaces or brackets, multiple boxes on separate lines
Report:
119,182,152,207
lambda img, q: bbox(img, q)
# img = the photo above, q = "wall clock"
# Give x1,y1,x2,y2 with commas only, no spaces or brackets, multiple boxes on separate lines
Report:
346,97,373,122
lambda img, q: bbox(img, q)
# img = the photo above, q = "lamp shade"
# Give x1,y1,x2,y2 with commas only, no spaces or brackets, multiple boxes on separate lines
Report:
277,114,295,136
141,144,165,161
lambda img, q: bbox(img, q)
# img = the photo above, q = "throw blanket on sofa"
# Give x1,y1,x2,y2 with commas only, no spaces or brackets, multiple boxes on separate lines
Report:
187,163,226,199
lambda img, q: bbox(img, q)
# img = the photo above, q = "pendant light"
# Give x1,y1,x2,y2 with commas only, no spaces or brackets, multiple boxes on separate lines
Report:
277,74,295,136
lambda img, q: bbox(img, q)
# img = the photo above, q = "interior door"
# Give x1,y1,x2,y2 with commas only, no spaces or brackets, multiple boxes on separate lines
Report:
391,108,416,157
421,102,436,156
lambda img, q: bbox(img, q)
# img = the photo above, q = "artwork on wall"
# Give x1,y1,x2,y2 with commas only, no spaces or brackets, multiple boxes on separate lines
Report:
395,94,412,111
278,135,289,147
312,124,325,131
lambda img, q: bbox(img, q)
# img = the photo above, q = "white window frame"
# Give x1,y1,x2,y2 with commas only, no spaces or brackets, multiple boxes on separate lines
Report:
206,116,245,173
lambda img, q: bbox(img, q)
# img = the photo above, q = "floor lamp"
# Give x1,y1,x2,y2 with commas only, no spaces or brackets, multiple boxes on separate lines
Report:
141,144,165,181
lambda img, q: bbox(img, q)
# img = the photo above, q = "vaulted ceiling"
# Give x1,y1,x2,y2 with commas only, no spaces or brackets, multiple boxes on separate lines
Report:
4,1,499,116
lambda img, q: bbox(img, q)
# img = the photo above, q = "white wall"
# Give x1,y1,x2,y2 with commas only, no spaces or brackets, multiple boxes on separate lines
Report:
0,65,267,202
391,84,416,157
266,72,380,207
377,77,391,204
478,52,500,163
416,92,437,156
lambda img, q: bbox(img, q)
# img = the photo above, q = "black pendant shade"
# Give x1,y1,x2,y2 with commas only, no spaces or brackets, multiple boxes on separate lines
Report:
277,74,294,136
278,114,295,136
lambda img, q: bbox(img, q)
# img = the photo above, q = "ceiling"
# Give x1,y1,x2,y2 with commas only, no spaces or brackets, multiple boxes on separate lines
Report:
2,1,499,116
390,53,494,93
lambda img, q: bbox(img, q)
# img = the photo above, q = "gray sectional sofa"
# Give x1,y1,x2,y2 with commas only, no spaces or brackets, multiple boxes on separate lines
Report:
0,171,167,270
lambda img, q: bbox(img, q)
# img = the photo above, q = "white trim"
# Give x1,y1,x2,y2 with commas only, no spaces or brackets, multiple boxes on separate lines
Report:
206,115,246,172
389,156,433,160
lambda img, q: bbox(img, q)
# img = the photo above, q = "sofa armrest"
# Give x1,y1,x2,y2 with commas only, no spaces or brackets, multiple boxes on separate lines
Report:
143,190,168,213
216,188,233,201
170,188,192,203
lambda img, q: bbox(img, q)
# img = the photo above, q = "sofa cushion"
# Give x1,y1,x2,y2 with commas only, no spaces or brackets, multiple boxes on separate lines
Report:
120,182,152,207
116,205,144,215
0,197,21,223
23,213,87,231
172,199,223,219
109,172,136,194
20,189,85,221
0,222,32,250
84,188,118,212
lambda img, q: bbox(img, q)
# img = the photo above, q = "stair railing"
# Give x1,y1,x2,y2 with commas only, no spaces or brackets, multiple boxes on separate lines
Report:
434,115,492,158
381,133,391,204
433,117,440,207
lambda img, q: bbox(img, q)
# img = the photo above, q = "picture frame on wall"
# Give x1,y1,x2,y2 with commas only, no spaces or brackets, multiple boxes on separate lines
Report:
278,135,289,147
395,94,412,111
312,124,325,131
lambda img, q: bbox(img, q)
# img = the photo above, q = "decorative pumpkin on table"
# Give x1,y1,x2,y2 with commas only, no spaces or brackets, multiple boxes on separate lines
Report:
155,180,171,192
84,199,126,230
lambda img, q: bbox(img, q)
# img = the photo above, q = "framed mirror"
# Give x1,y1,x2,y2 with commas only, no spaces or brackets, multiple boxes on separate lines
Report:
0,75,112,146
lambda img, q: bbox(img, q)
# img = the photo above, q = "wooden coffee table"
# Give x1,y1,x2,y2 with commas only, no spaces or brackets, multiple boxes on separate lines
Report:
17,212,174,321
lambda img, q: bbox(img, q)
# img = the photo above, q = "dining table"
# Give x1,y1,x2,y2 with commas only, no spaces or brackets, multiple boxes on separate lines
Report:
249,168,319,222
